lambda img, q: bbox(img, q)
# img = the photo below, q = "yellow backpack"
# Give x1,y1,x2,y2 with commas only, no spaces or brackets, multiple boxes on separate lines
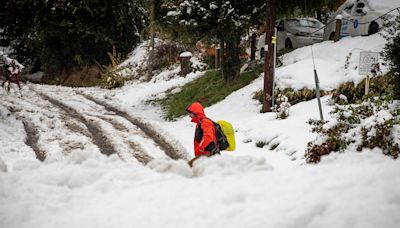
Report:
216,120,236,151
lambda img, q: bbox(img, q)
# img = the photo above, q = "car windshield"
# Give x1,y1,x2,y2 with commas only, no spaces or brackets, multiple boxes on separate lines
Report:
287,19,322,28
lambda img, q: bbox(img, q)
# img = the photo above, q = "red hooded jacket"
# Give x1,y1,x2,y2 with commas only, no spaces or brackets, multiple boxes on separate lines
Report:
186,102,218,156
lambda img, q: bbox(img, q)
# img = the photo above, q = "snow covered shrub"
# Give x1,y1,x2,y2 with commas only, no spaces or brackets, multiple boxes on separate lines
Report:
100,51,127,89
272,94,291,119
102,69,125,89
253,88,327,106
278,88,326,105
331,75,394,104
306,99,400,163
382,15,400,98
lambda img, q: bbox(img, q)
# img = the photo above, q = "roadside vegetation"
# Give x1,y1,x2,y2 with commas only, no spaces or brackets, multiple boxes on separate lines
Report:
306,75,399,163
155,63,263,120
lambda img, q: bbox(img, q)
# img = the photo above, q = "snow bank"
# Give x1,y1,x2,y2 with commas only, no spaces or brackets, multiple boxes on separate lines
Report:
276,34,387,91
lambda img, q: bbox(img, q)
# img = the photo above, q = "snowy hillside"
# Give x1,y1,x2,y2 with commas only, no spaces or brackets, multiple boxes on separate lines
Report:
0,34,399,228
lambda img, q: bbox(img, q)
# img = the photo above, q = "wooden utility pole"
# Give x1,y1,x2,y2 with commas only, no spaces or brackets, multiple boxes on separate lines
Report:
262,0,276,112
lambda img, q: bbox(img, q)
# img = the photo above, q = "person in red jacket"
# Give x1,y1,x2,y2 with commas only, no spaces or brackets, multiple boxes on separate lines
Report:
186,102,219,166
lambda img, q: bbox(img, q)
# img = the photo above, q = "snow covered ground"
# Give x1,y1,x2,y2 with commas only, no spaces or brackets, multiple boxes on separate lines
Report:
1,34,399,228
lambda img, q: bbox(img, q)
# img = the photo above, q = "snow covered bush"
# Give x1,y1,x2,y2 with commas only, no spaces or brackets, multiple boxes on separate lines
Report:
331,75,394,104
102,70,125,89
272,94,291,119
382,15,400,98
306,98,400,163
253,88,327,107
100,51,127,89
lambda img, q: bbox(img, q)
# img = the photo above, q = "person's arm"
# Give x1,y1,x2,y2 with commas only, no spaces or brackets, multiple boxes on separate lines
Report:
198,119,215,152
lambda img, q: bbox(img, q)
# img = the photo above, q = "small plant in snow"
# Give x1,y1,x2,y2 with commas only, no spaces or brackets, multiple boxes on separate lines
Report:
256,141,267,148
344,52,352,70
272,94,291,119
102,69,125,89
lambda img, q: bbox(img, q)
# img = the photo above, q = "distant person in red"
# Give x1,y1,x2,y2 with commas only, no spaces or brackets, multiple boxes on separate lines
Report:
2,56,23,91
185,102,219,166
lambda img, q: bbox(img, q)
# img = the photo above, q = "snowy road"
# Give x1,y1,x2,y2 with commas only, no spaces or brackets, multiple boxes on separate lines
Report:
0,84,188,165
1,33,399,228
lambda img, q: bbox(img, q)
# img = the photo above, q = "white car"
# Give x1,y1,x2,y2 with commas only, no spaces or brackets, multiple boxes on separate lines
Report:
257,18,324,58
323,0,400,40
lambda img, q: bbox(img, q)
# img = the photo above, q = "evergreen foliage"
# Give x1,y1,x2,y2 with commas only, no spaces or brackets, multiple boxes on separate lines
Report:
0,0,147,76
162,0,265,83
382,15,400,98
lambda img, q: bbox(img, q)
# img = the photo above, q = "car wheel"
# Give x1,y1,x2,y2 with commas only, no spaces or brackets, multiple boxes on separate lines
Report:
285,39,293,49
368,22,379,35
260,48,264,59
329,32,335,41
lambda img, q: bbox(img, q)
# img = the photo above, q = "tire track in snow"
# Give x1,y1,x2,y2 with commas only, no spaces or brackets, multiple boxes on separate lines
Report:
22,121,46,161
77,92,188,161
0,92,99,161
88,114,153,164
0,98,47,161
36,91,117,156
32,88,154,164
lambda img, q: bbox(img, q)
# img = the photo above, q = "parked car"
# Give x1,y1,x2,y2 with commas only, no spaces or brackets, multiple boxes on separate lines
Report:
323,0,400,40
257,18,324,58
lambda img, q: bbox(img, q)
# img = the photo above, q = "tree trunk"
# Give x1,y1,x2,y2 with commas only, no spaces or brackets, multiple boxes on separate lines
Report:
262,0,276,113
220,37,225,66
222,33,240,83
250,33,257,61
147,0,156,81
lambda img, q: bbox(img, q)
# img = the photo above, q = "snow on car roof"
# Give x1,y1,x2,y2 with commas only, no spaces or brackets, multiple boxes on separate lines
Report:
367,0,400,12
342,0,400,13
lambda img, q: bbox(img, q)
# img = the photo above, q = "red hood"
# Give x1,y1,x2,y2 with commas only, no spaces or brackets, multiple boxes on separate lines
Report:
186,102,206,123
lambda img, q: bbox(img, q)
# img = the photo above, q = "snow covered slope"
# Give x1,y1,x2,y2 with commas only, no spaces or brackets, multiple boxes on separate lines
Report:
0,33,399,228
